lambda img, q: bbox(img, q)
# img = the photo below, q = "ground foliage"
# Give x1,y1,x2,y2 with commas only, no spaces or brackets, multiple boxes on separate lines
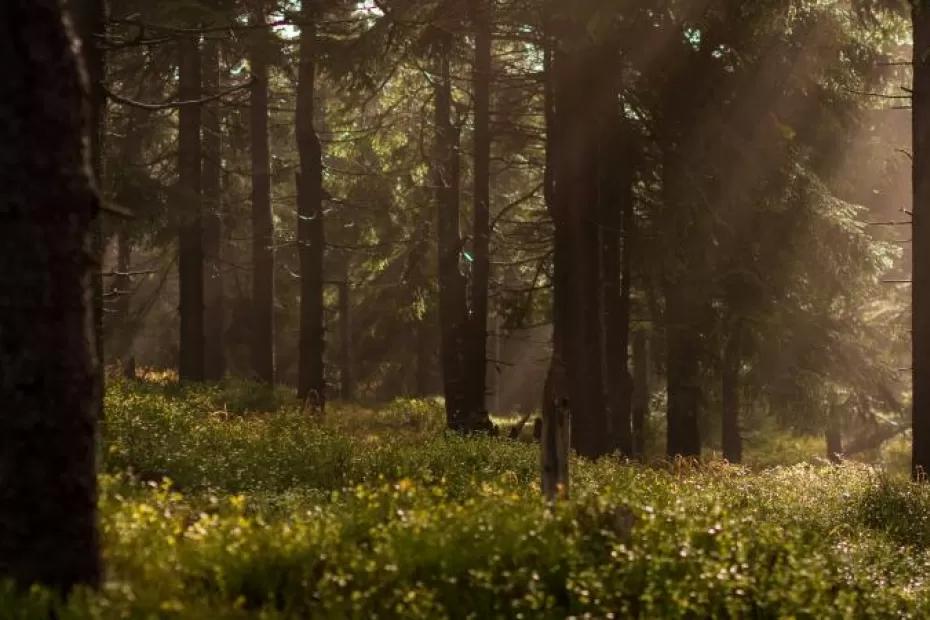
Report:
5,379,930,618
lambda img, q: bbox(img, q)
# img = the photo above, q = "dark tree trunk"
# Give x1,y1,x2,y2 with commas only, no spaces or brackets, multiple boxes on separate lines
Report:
0,0,102,590
600,115,634,456
178,35,205,382
721,321,743,463
665,293,702,458
296,7,326,407
338,275,355,401
547,18,609,458
203,37,226,381
250,9,275,384
662,148,702,458
416,308,438,397
71,0,107,375
913,5,930,479
434,33,470,430
465,0,493,427
107,102,146,362
632,330,649,460
110,228,134,358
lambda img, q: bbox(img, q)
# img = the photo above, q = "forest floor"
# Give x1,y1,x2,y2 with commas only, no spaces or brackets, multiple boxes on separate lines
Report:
7,375,930,618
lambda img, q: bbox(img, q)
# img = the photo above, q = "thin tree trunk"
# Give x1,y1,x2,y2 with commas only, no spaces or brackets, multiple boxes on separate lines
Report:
826,401,844,464
913,4,930,479
296,6,326,406
109,101,145,361
434,33,470,430
339,275,354,401
721,320,742,463
466,0,493,427
178,35,205,382
0,0,102,590
250,8,275,384
632,329,649,460
203,37,226,381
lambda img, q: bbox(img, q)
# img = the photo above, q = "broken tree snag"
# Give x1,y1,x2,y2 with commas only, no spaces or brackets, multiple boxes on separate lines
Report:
541,368,571,501
541,398,570,501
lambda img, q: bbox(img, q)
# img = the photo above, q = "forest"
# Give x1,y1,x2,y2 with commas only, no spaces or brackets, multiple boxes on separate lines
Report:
3,0,930,617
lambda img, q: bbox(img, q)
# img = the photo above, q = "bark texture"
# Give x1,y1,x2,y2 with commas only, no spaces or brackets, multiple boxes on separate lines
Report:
466,0,493,423
203,37,226,381
547,17,610,458
433,32,470,430
178,35,205,381
296,6,327,407
250,8,276,384
0,0,102,590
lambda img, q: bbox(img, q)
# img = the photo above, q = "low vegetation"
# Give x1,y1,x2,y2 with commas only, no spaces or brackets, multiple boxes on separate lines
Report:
6,379,930,618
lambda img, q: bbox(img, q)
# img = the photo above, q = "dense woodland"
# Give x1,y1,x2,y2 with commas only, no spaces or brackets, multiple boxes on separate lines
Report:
7,0,930,616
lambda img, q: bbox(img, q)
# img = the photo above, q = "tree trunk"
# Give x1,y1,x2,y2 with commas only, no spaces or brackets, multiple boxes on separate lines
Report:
0,0,102,590
203,37,226,381
250,8,275,384
296,7,326,407
339,276,355,401
547,17,609,458
434,33,470,430
913,4,930,480
662,147,702,458
600,115,634,456
178,35,205,382
465,0,493,427
826,401,844,464
632,330,649,460
721,321,742,463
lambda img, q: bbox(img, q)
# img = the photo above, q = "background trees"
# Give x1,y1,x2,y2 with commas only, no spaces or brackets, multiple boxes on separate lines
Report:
96,0,911,461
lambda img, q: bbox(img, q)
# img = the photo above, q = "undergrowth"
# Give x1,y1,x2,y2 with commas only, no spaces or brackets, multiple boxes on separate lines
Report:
5,378,930,618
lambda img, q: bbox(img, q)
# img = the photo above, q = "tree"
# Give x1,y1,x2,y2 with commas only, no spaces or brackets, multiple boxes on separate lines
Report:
465,0,492,421
914,0,930,479
545,8,615,458
296,1,327,407
250,2,276,384
178,34,206,381
0,0,102,590
203,34,226,381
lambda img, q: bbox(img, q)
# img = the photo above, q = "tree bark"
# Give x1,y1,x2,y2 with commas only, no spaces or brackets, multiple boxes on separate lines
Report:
547,16,609,458
250,7,275,384
913,4,930,479
632,329,649,460
466,0,493,427
721,320,743,463
203,37,226,381
600,116,634,456
434,32,470,430
339,275,355,401
178,35,205,382
662,146,702,458
0,0,102,590
296,6,326,407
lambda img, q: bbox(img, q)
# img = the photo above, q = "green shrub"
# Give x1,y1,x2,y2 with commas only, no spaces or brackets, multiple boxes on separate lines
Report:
6,381,930,618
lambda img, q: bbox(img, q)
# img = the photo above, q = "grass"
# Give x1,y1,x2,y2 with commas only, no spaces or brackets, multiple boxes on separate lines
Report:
5,377,930,618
